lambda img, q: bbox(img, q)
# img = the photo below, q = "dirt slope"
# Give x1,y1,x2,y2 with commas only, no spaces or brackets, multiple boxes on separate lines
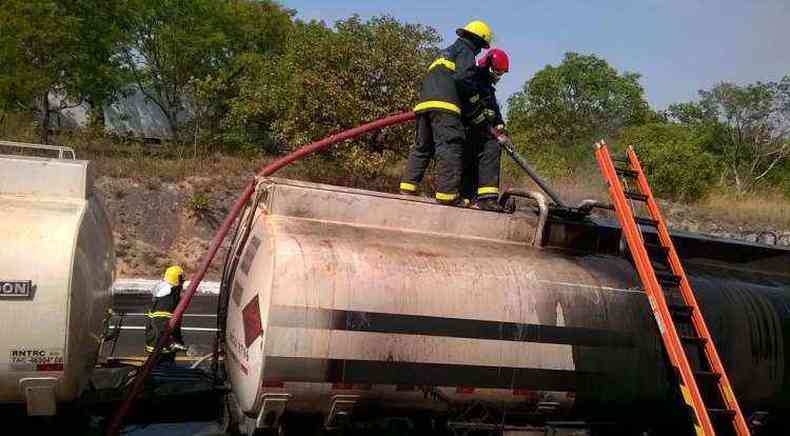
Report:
97,175,790,280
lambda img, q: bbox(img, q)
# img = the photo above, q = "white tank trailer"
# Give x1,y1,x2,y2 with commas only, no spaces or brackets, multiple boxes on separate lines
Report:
0,142,114,416
221,178,790,435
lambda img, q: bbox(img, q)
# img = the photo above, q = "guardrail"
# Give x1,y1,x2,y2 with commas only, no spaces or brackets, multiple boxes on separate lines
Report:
113,278,220,295
0,140,76,159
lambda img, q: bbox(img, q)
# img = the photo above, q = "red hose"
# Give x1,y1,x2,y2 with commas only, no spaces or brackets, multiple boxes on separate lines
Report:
105,110,416,435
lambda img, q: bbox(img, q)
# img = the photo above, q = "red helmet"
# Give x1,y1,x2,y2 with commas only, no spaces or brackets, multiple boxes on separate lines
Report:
478,48,510,74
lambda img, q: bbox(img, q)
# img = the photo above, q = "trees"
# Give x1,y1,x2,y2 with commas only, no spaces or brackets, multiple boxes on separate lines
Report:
120,0,292,142
0,0,128,143
667,78,790,194
619,123,718,201
227,15,440,175
507,52,650,154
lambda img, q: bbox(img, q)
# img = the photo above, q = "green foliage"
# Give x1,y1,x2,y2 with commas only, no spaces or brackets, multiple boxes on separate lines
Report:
507,52,650,156
666,77,790,194
226,15,440,174
188,192,210,213
121,0,292,141
0,0,129,142
501,129,573,184
619,123,718,201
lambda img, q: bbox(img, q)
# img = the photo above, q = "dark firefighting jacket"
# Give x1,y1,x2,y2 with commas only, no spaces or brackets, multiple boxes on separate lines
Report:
414,37,481,115
462,67,504,128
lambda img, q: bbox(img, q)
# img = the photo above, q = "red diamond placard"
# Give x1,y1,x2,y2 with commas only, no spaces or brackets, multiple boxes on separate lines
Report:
242,295,263,347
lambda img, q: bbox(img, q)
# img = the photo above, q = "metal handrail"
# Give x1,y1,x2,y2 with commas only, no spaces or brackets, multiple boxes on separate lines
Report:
499,189,549,247
0,140,76,159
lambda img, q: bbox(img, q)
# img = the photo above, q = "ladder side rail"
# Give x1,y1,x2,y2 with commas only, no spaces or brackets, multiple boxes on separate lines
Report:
596,142,713,436
626,146,750,436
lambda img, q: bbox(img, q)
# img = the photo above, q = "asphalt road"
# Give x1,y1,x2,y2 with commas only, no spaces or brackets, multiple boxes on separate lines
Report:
104,279,220,362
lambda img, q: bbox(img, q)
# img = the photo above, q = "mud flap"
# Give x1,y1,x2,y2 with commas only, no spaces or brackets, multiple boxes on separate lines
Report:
325,394,359,430
256,393,291,431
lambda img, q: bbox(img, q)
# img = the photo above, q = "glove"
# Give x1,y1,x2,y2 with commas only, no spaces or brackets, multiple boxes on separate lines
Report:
496,134,512,145
469,107,497,126
483,108,496,122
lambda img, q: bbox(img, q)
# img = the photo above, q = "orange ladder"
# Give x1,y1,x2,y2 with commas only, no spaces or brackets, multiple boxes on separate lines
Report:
594,142,750,436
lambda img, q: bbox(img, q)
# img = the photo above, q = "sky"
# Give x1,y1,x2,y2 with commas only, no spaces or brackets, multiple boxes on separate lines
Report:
281,0,790,110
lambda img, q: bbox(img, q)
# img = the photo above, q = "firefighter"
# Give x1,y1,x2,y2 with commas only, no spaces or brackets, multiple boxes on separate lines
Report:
145,265,188,364
461,48,510,212
400,20,493,205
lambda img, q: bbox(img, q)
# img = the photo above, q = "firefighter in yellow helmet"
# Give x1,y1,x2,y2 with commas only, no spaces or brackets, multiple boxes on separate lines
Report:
145,265,188,364
400,20,493,206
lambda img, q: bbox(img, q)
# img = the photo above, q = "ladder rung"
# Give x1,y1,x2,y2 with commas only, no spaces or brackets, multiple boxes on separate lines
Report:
616,168,639,178
656,272,682,286
624,191,648,201
634,217,658,227
645,243,669,257
706,408,736,419
612,156,629,164
680,335,708,345
668,304,694,318
694,371,721,381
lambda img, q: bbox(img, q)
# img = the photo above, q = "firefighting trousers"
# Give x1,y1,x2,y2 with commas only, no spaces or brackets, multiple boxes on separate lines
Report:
462,126,501,200
400,111,466,202
145,312,183,355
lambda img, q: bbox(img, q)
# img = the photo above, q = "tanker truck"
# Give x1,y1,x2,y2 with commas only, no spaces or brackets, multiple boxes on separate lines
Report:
0,141,115,416
218,177,790,436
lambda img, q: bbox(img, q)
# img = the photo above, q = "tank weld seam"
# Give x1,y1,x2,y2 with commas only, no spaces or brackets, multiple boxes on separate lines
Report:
533,279,643,294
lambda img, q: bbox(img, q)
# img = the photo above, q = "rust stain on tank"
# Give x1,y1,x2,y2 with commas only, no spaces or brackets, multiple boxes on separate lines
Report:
414,250,438,258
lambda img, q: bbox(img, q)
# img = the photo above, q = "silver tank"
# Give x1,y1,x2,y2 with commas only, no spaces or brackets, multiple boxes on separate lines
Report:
0,144,114,416
222,178,790,432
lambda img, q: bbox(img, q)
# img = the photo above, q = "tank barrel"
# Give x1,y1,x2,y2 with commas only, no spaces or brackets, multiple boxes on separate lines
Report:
105,111,417,436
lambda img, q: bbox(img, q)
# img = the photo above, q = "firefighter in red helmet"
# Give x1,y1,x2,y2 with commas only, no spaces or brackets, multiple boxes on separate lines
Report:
461,48,510,211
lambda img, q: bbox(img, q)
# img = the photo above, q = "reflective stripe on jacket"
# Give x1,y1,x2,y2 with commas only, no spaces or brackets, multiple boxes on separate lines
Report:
414,37,480,115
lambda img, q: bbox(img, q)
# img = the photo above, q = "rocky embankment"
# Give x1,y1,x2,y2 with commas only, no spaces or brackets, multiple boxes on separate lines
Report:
97,176,790,280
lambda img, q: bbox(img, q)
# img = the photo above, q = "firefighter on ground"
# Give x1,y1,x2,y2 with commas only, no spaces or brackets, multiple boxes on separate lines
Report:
461,48,510,212
400,20,493,205
145,265,188,363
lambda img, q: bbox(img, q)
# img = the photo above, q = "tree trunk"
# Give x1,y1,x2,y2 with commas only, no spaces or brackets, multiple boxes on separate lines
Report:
732,166,747,196
86,98,106,130
165,108,179,144
40,94,51,145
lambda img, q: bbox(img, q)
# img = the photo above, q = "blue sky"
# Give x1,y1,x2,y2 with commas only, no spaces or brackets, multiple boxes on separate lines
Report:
282,0,790,111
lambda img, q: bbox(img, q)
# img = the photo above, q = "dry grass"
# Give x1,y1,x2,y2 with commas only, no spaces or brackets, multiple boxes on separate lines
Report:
507,168,790,231
4,118,790,231
91,154,258,181
699,191,790,228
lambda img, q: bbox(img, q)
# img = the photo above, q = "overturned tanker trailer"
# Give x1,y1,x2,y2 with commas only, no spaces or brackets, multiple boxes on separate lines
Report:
218,177,790,435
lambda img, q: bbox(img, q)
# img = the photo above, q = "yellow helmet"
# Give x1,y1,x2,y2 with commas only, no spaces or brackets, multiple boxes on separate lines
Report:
164,265,184,286
457,20,493,48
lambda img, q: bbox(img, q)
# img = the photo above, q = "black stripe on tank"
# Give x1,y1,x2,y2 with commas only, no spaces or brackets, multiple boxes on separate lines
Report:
262,357,589,391
269,306,633,348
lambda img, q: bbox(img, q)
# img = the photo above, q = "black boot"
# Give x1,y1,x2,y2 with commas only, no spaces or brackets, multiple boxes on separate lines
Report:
436,197,470,207
476,197,503,212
